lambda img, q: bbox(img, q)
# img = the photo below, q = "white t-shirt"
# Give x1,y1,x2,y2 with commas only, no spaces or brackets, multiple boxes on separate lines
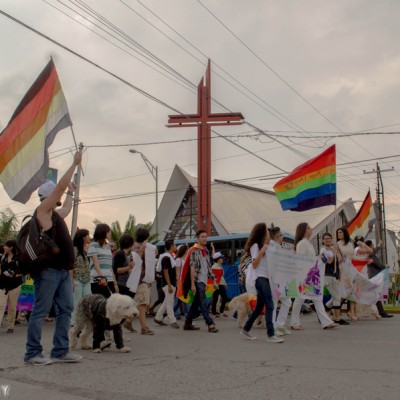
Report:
250,243,269,278
295,238,315,257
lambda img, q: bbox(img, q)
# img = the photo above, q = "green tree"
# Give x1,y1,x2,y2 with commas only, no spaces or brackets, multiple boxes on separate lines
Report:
0,208,19,243
109,214,157,246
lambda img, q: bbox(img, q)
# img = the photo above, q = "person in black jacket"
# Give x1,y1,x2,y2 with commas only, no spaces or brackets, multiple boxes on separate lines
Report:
365,240,393,318
0,240,23,333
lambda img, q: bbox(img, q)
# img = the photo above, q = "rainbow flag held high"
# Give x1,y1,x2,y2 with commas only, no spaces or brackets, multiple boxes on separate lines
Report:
346,191,374,237
0,59,72,203
273,145,336,212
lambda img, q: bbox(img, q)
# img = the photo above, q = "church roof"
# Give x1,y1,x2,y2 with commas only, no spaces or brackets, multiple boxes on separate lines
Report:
153,165,357,239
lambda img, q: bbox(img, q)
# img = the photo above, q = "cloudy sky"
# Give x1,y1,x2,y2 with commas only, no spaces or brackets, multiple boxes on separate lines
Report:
1,0,400,235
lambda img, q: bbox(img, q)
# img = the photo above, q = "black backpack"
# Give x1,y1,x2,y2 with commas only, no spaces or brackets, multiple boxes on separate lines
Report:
16,210,60,275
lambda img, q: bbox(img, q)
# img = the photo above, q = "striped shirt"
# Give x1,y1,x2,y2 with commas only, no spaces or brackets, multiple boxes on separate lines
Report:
88,242,113,282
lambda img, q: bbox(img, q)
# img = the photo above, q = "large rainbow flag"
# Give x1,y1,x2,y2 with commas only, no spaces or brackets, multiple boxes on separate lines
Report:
273,145,336,212
347,190,373,237
0,59,72,203
176,244,218,304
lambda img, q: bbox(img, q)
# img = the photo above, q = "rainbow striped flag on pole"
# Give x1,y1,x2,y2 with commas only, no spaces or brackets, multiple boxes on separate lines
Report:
273,145,336,212
0,59,72,203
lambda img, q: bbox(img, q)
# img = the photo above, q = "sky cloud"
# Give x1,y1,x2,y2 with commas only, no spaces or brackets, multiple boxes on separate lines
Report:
1,0,399,234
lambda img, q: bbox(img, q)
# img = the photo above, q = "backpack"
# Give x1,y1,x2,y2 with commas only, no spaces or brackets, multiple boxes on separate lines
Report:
16,209,60,275
239,252,252,277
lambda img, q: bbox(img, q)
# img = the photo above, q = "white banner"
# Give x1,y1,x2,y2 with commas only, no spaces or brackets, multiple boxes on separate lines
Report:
267,249,325,300
142,242,157,284
340,258,384,304
126,251,142,293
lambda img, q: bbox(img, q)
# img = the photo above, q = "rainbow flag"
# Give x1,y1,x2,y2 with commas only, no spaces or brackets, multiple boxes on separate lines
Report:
0,59,72,203
273,145,336,211
347,191,373,237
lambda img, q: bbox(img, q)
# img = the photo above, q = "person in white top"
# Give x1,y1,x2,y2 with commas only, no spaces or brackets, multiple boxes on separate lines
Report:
240,223,284,343
334,227,356,321
290,223,338,330
268,227,292,336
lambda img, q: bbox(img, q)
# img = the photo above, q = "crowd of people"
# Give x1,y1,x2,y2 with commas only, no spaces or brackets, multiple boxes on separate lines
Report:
0,151,394,364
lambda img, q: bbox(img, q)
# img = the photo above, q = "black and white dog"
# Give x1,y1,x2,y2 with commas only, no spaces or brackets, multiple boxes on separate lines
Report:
70,293,138,353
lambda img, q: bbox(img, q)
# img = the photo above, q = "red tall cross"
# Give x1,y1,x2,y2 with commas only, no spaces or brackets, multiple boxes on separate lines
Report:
167,60,244,235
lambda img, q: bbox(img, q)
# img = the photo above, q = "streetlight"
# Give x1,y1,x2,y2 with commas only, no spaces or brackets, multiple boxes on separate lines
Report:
129,149,159,240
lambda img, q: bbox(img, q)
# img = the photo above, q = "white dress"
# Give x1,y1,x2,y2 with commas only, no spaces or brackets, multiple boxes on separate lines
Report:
290,239,334,328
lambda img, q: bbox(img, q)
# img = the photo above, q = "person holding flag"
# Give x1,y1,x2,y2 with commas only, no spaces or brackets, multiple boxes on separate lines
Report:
180,230,219,333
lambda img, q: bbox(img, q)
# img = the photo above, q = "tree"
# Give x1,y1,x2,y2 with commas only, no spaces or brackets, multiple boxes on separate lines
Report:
110,214,156,245
0,208,19,243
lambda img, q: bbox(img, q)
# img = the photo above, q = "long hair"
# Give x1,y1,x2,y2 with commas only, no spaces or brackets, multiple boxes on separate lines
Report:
93,224,111,246
294,222,309,251
336,226,350,244
73,229,90,260
244,223,267,253
4,239,18,256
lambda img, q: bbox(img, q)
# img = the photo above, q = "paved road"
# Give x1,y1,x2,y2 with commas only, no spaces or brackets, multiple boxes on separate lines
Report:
0,312,398,400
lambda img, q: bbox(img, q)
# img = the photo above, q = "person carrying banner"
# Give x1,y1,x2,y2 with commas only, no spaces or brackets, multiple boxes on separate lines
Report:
240,223,284,343
290,223,338,330
334,227,356,321
24,152,83,366
268,226,292,336
365,240,392,318
320,233,349,325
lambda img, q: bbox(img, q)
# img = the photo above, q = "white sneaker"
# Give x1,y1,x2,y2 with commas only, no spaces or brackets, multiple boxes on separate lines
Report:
51,352,83,363
266,335,284,343
24,355,52,366
276,327,292,336
240,329,257,340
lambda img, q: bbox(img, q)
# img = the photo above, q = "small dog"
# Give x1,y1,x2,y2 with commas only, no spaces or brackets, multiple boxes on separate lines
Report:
229,293,265,328
70,293,139,353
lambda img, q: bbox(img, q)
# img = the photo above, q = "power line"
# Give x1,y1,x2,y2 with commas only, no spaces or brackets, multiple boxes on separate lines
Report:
0,8,286,174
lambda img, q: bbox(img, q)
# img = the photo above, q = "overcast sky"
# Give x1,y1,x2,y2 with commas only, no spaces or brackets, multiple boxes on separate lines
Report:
1,0,400,235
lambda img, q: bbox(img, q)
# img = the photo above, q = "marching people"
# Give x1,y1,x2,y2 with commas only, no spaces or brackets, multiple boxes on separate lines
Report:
132,227,155,335
353,236,380,319
211,252,228,318
183,230,219,333
173,244,189,319
268,226,292,336
88,223,118,298
113,234,136,332
320,232,349,325
154,239,179,328
24,152,82,366
334,227,356,321
365,239,393,318
240,223,283,343
0,240,23,333
70,229,91,327
290,223,338,330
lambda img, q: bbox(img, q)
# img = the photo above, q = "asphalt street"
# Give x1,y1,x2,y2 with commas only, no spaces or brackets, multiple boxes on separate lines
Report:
0,312,398,400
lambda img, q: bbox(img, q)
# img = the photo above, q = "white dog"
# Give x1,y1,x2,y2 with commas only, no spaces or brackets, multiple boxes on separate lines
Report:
229,293,265,328
70,293,139,353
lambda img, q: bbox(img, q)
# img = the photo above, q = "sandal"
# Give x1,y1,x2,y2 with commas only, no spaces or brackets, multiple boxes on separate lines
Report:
323,323,338,329
291,325,304,330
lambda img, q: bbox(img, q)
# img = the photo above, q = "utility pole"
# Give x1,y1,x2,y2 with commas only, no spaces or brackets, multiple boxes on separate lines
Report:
364,163,394,264
71,142,83,235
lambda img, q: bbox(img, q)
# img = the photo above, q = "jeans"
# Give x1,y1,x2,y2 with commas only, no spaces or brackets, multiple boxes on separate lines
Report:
24,268,74,361
71,280,91,326
243,277,275,337
173,297,188,317
185,282,214,326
